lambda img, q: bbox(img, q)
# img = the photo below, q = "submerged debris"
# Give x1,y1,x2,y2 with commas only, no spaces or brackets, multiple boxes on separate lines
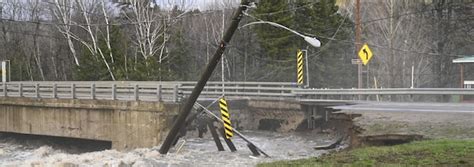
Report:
314,137,344,150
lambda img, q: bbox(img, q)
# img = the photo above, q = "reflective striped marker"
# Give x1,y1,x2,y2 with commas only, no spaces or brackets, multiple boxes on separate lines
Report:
219,97,233,139
297,50,304,85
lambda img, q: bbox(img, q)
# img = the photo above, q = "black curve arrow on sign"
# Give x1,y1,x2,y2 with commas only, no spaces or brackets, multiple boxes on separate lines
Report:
363,49,369,60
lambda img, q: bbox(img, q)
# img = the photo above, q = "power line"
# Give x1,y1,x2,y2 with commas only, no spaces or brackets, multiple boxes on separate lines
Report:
252,1,318,16
359,3,473,25
0,1,222,27
1,1,471,58
244,2,472,58
0,10,225,27
249,0,472,29
315,34,465,57
0,28,63,40
41,1,224,22
1,1,470,28
0,17,138,26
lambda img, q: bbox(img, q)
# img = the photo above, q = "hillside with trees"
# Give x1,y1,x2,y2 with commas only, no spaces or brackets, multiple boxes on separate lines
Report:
0,0,472,89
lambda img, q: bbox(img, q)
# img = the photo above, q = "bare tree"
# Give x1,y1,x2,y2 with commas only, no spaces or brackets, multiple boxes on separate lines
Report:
338,0,473,91
51,0,116,80
121,0,168,62
28,0,46,80
51,0,79,66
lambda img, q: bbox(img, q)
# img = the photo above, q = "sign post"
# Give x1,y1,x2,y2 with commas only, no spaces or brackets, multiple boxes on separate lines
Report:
1,61,6,83
302,49,309,87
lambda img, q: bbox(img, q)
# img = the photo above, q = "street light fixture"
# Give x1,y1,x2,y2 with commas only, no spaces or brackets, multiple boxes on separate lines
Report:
240,20,321,48
240,19,321,87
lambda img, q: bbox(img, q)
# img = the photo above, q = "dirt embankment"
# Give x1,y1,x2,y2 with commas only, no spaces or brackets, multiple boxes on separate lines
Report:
329,109,474,147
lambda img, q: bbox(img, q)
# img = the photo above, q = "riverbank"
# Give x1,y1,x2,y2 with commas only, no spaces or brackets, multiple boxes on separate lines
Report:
258,139,474,166
259,103,474,166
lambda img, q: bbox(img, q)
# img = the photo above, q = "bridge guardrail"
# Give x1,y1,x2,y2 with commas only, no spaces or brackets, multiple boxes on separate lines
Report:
1,82,473,102
1,81,301,102
2,82,180,102
293,88,474,101
294,88,474,95
179,82,299,98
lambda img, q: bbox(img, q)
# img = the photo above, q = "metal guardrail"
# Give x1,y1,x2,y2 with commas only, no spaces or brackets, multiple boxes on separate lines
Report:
294,88,474,96
294,88,474,101
0,81,300,102
179,82,299,98
2,82,181,102
0,81,473,102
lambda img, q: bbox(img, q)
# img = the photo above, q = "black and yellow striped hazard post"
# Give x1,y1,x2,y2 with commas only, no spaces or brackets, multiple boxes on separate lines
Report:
219,97,237,152
219,97,233,139
297,50,304,85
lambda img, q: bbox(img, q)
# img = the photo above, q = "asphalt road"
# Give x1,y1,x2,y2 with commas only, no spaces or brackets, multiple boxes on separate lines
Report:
331,102,474,113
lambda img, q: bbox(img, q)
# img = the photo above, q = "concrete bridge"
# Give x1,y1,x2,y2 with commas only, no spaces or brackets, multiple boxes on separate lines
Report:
0,97,181,150
0,81,473,150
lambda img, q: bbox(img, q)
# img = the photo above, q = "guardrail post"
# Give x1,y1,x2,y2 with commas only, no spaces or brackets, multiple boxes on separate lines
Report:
71,83,76,99
281,85,285,96
134,84,139,101
173,84,178,102
3,83,7,97
112,84,117,100
53,83,57,99
257,84,261,94
19,83,23,97
157,84,162,101
91,83,96,100
35,83,40,98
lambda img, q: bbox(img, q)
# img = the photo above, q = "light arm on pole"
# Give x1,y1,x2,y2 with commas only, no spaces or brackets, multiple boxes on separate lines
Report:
240,21,321,48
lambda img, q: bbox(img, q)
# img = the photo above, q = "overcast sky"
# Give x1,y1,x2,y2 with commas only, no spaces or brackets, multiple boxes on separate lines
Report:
156,0,238,10
194,0,210,9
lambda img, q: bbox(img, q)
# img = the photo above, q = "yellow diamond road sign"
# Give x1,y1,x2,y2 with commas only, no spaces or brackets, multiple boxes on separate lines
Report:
358,43,373,65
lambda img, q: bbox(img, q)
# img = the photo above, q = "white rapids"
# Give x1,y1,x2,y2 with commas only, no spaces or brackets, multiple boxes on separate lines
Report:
0,131,342,167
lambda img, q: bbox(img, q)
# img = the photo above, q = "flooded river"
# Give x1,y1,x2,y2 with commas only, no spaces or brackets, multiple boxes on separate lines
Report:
0,131,342,166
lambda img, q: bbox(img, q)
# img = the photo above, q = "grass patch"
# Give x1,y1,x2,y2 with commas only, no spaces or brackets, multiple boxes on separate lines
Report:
258,139,474,166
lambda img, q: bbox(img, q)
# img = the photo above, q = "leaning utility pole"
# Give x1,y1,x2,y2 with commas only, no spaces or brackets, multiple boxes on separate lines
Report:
159,0,250,155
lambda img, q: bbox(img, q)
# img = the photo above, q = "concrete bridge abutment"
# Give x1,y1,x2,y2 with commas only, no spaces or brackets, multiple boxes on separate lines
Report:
0,97,180,150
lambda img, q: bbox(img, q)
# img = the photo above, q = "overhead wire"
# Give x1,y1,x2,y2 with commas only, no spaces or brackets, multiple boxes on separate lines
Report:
359,3,474,25
242,6,349,61
0,1,468,27
0,29,63,40
0,1,470,58
252,1,318,16
0,1,224,27
242,2,472,58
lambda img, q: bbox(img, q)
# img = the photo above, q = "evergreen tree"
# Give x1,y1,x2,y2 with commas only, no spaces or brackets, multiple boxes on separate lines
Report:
74,26,128,80
253,0,296,60
252,0,354,87
167,27,191,80
74,24,173,81
162,5,192,81
303,0,355,88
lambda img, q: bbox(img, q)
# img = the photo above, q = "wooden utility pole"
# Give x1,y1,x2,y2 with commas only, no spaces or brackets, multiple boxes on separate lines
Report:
356,0,362,89
159,0,250,155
